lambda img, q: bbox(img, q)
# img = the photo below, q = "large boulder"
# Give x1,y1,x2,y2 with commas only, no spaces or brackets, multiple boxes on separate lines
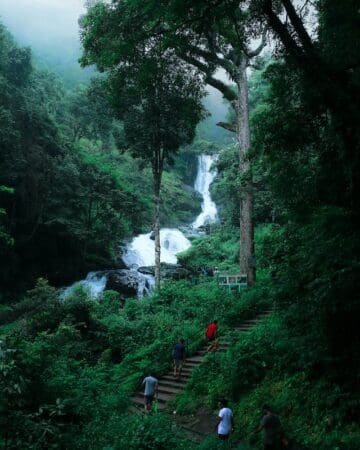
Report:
106,269,141,297
138,263,190,280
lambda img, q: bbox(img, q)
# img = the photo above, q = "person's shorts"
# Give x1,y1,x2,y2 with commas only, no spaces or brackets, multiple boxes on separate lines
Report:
218,433,230,440
206,336,216,342
144,394,154,405
173,359,184,368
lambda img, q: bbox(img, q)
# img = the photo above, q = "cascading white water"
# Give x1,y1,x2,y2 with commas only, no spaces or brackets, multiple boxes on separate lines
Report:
136,271,155,297
123,228,191,268
192,154,218,228
61,271,107,299
62,153,217,299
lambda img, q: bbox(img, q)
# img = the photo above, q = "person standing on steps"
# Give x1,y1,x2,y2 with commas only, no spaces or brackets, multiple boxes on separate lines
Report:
253,404,288,449
173,339,186,380
205,320,219,352
142,373,158,413
215,399,234,440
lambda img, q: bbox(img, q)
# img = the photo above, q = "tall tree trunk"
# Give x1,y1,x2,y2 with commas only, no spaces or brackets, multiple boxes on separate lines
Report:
154,172,161,290
236,56,255,285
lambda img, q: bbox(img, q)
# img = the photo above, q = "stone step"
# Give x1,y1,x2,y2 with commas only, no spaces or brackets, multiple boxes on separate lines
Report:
180,373,193,379
159,379,186,390
185,356,204,363
183,366,200,372
176,374,191,381
183,362,201,369
162,375,187,384
156,391,174,402
128,404,142,414
184,356,204,366
158,386,182,396
163,376,190,385
131,394,150,406
183,360,202,367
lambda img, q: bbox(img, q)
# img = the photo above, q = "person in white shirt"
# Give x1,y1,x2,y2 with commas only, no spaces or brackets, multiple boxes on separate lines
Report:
215,399,234,440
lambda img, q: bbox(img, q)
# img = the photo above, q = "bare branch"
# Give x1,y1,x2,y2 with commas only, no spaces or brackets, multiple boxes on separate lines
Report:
186,43,238,79
216,121,236,133
179,53,238,102
205,75,237,102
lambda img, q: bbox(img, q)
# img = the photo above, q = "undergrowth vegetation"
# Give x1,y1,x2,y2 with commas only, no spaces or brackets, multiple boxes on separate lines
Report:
0,274,270,449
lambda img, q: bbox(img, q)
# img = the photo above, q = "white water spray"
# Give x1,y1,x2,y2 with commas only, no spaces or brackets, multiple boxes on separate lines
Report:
192,154,218,228
122,228,191,268
61,271,107,300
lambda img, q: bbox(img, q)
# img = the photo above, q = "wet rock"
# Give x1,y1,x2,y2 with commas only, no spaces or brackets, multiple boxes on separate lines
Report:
138,263,190,280
106,270,140,297
114,256,128,270
105,269,154,298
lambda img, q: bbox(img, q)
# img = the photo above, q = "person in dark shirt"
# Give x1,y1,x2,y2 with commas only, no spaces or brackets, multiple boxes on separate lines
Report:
173,339,186,379
253,404,288,449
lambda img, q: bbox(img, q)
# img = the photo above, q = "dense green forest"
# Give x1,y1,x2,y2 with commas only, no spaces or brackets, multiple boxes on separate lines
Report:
0,21,203,292
1,1,359,449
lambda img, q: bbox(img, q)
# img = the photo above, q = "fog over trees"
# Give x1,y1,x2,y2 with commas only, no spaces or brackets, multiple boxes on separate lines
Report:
0,0,90,85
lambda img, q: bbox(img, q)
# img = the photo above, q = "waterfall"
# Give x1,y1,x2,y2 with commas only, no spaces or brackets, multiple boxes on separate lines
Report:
123,228,191,268
60,271,107,299
62,153,217,300
192,154,218,229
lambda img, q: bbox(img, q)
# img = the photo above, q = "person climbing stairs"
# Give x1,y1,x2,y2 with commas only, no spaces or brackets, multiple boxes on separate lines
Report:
130,309,273,412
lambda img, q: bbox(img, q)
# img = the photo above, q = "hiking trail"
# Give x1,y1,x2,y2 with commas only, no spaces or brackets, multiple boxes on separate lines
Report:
130,309,273,440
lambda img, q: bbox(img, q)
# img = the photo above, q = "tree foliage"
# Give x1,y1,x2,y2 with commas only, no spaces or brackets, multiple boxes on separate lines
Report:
0,21,202,291
80,9,205,287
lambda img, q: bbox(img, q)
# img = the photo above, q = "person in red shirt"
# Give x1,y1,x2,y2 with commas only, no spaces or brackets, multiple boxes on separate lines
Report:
205,320,219,352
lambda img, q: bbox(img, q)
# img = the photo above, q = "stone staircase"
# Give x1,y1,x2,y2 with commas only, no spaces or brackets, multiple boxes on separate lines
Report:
130,310,272,412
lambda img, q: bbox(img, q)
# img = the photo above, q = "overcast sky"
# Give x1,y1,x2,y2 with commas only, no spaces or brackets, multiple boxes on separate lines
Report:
0,0,86,46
